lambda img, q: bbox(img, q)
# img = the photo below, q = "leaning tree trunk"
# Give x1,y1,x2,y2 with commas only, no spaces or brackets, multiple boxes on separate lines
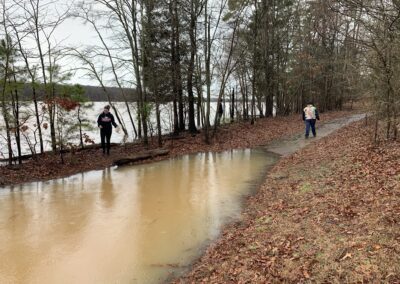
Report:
11,77,22,164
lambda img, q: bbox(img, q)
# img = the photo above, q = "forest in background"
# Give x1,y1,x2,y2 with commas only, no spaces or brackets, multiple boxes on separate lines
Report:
1,0,399,165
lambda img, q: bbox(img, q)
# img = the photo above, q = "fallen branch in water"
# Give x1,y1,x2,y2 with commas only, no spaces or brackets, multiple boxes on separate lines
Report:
113,149,170,166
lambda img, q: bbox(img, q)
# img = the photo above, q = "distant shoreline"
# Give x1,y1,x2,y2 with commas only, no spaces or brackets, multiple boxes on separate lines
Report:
14,84,222,102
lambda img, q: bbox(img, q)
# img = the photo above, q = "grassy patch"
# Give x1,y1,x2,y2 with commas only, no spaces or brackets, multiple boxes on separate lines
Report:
299,182,313,194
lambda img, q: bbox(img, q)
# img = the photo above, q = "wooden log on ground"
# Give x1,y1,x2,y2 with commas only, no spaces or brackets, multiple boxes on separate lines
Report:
77,143,119,151
113,149,170,167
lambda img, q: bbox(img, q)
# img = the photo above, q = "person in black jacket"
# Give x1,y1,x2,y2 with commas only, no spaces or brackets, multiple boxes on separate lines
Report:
97,105,118,155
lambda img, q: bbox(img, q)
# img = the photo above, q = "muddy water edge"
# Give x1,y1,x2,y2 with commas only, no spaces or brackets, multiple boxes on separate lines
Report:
0,149,280,284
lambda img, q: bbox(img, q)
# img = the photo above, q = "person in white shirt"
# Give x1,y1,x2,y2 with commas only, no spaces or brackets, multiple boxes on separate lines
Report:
302,102,320,138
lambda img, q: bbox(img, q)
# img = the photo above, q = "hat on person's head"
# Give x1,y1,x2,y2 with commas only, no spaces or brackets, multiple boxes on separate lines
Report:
104,105,111,110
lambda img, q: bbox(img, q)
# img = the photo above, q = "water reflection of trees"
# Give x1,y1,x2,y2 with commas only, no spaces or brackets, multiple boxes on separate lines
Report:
132,151,265,270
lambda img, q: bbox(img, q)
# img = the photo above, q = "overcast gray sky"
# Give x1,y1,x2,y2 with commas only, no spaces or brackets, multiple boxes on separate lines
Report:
54,18,102,86
3,0,230,91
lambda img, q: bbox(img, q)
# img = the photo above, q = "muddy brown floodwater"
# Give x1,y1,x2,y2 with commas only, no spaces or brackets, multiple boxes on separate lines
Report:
0,114,364,284
0,149,278,284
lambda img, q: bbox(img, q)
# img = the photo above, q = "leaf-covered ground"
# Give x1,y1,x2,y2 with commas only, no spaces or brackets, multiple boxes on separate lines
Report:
0,110,351,187
174,121,400,283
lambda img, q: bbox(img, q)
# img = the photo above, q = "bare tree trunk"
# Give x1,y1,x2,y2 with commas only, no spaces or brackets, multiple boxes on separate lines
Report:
250,0,258,125
155,102,162,146
169,0,180,136
230,88,235,122
187,0,199,134
204,2,211,144
1,69,13,165
131,0,148,146
1,9,14,165
10,74,22,164
78,105,84,149
1,87,13,165
195,53,204,128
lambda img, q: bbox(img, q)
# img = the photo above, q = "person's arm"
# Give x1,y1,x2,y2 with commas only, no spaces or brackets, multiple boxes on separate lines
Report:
97,114,102,128
302,110,305,121
111,114,118,128
315,109,320,120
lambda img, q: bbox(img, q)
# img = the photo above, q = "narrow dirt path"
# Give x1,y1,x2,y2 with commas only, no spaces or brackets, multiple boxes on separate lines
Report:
263,114,365,156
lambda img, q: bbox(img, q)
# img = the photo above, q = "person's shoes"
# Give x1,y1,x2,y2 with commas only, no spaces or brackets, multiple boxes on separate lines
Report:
305,136,309,139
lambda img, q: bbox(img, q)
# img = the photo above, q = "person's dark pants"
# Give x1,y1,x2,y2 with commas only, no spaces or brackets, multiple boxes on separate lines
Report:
100,128,112,154
305,119,316,138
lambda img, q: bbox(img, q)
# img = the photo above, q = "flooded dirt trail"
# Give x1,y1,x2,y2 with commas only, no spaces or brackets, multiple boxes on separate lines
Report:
263,114,366,156
0,150,278,284
0,115,364,284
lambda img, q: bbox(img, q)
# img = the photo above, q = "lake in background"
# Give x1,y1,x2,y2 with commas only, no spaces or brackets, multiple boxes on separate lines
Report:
0,102,227,158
